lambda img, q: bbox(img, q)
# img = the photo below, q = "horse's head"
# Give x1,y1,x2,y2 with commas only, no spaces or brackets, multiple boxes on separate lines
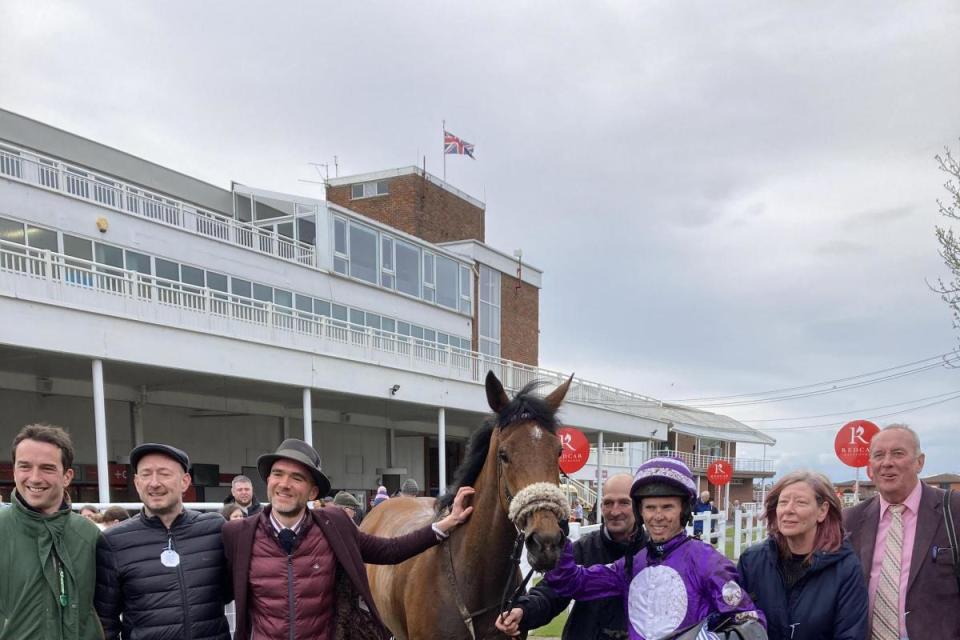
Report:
486,371,573,572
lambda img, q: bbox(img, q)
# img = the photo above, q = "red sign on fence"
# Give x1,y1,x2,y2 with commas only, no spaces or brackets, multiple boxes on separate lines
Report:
707,460,733,486
558,427,590,474
834,420,879,468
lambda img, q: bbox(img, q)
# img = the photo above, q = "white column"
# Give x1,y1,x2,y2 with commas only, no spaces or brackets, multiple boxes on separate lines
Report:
438,407,447,493
302,388,313,446
92,359,110,504
596,431,604,525
760,445,767,507
723,441,731,514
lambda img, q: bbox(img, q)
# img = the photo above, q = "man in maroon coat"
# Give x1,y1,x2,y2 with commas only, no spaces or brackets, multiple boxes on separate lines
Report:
222,438,473,640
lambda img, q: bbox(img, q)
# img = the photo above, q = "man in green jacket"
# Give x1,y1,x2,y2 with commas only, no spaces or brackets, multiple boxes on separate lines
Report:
0,424,102,640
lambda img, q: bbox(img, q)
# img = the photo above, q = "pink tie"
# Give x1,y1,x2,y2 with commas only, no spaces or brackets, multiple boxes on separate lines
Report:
872,504,904,640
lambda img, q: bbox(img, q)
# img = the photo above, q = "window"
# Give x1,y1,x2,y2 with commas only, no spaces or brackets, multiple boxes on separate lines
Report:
459,265,472,314
207,271,228,294
395,240,420,297
365,313,381,330
231,278,252,298
350,308,365,326
156,258,179,282
63,235,93,261
124,250,151,275
435,255,458,310
348,222,378,284
297,217,316,246
334,217,348,275
350,180,389,199
423,252,435,303
479,265,501,358
182,265,205,288
332,304,348,323
381,236,395,289
382,317,396,333
26,226,57,252
274,289,293,309
94,243,124,268
315,300,331,317
0,216,24,244
253,283,273,303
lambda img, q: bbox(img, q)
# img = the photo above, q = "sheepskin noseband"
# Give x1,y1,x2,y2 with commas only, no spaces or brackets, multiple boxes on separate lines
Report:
507,482,570,528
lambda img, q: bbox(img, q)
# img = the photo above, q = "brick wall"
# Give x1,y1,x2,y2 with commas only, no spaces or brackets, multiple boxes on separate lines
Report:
499,271,539,366
326,173,484,244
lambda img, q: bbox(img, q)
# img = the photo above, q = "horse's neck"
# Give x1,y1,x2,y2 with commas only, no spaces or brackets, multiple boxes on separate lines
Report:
450,453,518,602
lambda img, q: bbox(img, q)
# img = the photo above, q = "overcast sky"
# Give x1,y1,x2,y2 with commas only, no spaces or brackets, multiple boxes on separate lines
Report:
3,1,960,480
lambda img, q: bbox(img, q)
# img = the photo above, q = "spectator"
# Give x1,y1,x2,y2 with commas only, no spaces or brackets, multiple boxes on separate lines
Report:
693,489,719,540
0,424,101,639
844,424,960,639
572,498,585,524
222,438,475,639
497,473,647,639
333,490,363,525
372,485,390,507
738,471,868,639
79,504,100,520
221,503,246,521
95,443,231,640
100,505,130,528
222,474,263,516
536,458,764,639
400,478,420,497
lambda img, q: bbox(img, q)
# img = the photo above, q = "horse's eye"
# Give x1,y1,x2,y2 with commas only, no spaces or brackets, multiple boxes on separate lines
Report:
498,450,509,464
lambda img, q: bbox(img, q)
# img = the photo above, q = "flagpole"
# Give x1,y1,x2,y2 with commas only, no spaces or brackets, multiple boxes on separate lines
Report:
442,119,446,183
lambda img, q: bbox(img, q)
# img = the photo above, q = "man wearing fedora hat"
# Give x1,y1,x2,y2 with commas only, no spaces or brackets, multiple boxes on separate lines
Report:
222,438,474,640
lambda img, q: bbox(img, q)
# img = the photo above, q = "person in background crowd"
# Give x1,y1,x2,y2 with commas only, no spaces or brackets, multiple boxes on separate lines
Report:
222,474,263,516
222,438,475,639
333,490,363,525
400,477,420,497
536,458,765,639
95,443,231,640
221,503,246,521
572,498,585,524
693,489,719,540
0,424,102,640
100,505,130,529
79,504,100,520
738,470,867,640
497,473,647,639
844,424,960,639
372,484,390,507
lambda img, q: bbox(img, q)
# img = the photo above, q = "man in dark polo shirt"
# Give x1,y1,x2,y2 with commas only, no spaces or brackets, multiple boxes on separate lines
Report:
222,438,474,640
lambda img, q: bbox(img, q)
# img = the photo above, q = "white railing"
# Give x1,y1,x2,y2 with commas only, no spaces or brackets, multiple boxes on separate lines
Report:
0,144,317,269
688,509,767,559
588,446,631,468
0,240,668,420
642,448,776,474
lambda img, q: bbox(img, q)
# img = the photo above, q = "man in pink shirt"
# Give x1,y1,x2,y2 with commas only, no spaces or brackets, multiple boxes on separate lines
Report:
844,424,960,639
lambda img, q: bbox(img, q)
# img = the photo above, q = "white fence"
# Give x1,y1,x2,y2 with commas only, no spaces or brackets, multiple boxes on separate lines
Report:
688,509,768,560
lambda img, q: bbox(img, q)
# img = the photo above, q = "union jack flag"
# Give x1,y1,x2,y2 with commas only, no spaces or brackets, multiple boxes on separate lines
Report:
444,130,475,158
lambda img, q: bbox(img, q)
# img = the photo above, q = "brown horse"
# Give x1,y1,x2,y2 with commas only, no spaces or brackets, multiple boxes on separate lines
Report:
360,371,573,639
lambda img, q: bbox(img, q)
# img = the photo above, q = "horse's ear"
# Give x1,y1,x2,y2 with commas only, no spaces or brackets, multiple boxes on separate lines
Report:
485,370,510,414
543,373,574,413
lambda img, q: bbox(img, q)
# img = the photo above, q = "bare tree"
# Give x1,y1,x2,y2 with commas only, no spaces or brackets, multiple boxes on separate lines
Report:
934,142,960,332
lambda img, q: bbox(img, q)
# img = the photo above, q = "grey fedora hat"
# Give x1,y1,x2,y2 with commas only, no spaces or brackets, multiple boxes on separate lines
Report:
257,438,331,497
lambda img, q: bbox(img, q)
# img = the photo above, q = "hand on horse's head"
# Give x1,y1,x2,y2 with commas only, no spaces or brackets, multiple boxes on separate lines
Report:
435,486,475,534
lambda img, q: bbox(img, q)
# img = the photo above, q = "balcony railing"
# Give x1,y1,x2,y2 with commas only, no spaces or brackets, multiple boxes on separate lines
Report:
0,239,666,419
0,144,317,269
641,448,775,474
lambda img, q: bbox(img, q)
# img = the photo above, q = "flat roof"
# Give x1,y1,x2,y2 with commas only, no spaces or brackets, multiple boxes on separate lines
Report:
327,166,486,210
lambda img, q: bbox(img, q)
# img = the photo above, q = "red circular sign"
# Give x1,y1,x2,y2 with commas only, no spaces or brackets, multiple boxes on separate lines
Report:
834,420,879,468
707,460,733,486
557,427,590,474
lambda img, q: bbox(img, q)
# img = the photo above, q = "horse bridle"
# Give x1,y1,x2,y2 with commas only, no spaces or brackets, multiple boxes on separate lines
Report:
441,427,536,639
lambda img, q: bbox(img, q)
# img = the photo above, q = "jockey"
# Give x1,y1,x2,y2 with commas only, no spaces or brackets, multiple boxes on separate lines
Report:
540,457,767,640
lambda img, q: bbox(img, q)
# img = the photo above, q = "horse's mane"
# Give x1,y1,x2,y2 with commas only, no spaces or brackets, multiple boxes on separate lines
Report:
435,381,559,512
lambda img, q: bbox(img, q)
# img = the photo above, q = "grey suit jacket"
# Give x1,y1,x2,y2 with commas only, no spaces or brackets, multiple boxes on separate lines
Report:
843,482,960,639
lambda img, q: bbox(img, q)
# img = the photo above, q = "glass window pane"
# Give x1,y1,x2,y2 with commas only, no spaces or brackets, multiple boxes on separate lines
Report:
124,250,151,275
297,218,316,246
275,289,293,308
350,308,365,326
423,329,436,343
376,180,389,195
423,252,435,285
94,243,124,268
460,265,471,297
351,184,364,199
332,304,348,321
253,283,273,303
382,318,396,333
63,235,93,261
0,217,24,245
156,259,180,282
411,325,424,339
334,256,348,275
315,299,331,317
26,226,57,251
397,321,411,336
207,271,228,292
435,255,458,309
395,240,420,297
423,287,435,303
381,236,394,270
295,294,312,313
365,314,381,330
437,333,449,345
235,194,253,222
181,265,204,287
381,273,395,289
231,278,252,298
277,222,294,239
334,218,347,254
348,223,378,283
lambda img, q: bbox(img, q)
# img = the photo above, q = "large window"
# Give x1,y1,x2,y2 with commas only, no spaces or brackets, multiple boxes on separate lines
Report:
395,239,420,297
479,265,501,358
348,222,378,284
435,255,459,310
350,180,389,199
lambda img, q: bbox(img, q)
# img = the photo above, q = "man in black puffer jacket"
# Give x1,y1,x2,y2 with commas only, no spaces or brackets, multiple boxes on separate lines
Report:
95,443,231,640
498,474,646,640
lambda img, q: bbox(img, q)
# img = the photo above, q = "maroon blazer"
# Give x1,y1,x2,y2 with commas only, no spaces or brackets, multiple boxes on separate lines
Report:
843,482,960,639
222,506,440,640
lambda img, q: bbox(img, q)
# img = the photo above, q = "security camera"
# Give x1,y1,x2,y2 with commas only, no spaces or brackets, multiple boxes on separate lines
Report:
390,384,400,396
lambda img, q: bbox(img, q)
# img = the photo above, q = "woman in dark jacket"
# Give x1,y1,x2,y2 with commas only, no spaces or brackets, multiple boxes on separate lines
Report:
738,471,867,640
